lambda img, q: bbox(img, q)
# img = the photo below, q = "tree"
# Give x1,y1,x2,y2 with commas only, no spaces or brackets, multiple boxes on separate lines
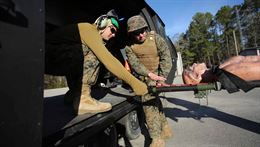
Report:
215,6,236,59
187,12,214,66
173,33,194,68
174,0,259,68
240,0,260,48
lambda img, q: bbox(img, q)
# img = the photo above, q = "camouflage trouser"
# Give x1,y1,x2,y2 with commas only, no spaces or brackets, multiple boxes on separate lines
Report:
82,44,100,86
141,79,168,139
60,44,100,93
45,43,100,92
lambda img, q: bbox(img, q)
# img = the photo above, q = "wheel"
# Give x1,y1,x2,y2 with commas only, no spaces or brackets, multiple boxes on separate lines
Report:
123,111,141,140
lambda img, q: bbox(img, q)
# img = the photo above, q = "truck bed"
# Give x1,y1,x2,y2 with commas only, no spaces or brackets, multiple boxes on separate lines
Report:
43,85,138,147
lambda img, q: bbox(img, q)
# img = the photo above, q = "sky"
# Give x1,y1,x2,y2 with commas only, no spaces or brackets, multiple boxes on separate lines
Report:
146,0,244,38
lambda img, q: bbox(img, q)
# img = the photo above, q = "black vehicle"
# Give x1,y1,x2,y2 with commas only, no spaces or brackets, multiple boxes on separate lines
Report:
0,0,177,147
239,47,260,56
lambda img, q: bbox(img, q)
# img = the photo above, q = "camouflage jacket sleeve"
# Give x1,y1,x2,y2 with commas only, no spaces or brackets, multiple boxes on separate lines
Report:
155,33,173,78
125,45,150,76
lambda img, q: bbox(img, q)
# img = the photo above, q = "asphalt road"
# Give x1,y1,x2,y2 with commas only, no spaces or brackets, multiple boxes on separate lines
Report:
44,76,260,147
127,76,260,147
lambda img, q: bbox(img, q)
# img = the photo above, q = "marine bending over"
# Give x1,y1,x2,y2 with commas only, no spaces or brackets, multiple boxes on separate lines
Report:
45,10,148,115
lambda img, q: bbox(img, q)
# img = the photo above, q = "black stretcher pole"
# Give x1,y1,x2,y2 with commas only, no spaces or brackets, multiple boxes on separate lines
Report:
148,82,222,93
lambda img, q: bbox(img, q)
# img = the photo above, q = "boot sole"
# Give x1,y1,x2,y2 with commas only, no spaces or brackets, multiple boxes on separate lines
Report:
77,107,112,115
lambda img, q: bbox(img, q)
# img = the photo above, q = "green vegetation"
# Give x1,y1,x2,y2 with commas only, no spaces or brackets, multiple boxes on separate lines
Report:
173,0,260,68
44,75,67,89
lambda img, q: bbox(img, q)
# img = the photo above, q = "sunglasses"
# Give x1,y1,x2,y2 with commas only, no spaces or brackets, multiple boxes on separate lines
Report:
109,26,117,34
132,28,147,36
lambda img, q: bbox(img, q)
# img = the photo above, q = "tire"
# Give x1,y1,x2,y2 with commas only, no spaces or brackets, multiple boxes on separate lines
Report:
122,111,141,140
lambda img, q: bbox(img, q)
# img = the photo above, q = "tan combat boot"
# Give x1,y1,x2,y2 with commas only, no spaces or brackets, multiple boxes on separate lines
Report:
150,138,165,147
74,85,112,115
161,123,173,139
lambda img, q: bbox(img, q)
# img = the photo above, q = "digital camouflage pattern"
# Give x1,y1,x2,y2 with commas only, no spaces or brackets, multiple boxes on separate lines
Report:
143,99,168,138
125,30,173,139
127,15,148,32
82,44,100,86
63,44,101,104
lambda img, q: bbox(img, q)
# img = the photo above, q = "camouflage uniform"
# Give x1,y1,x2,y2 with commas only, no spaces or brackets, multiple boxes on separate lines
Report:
125,31,172,139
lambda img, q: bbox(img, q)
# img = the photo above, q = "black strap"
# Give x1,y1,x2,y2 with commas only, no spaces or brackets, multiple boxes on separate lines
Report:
212,66,255,93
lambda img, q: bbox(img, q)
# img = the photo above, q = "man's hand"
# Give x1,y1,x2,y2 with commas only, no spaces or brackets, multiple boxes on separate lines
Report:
156,82,170,87
148,72,166,81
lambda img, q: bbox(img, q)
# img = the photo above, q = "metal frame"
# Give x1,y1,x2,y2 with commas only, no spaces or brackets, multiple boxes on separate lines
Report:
0,0,44,146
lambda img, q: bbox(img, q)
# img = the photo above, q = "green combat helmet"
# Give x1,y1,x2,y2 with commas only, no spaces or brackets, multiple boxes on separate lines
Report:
127,15,148,33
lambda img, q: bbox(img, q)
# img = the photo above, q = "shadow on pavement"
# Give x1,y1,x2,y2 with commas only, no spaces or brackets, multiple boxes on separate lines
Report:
164,97,260,134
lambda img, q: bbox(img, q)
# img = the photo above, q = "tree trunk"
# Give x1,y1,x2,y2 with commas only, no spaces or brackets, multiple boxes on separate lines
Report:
226,36,231,57
233,30,239,56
